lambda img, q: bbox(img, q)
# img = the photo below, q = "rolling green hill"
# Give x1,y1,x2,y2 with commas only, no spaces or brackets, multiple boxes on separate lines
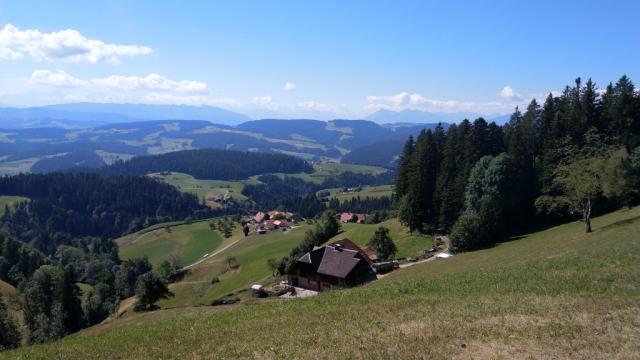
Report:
7,207,640,359
117,220,224,268
153,163,388,207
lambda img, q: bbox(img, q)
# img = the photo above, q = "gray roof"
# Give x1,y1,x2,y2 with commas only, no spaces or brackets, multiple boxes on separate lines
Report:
316,246,361,278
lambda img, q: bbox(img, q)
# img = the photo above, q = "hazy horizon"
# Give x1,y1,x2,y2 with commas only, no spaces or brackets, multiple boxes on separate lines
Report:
0,1,637,120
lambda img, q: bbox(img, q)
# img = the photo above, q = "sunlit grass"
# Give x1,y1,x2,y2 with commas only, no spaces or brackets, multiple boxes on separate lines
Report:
7,207,638,359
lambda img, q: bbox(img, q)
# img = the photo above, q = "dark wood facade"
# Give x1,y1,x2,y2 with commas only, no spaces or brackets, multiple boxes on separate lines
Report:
287,240,376,291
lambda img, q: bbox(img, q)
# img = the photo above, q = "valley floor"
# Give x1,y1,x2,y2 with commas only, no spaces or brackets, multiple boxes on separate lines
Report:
4,207,640,359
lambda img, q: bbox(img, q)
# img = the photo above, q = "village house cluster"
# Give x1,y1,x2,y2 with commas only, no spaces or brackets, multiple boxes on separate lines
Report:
249,210,299,234
339,212,366,224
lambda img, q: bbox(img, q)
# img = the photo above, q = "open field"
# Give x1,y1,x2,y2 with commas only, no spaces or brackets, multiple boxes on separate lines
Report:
151,172,254,203
321,184,394,202
0,195,29,216
117,220,224,268
158,224,313,308
9,206,640,359
153,163,386,204
288,162,388,184
331,218,431,259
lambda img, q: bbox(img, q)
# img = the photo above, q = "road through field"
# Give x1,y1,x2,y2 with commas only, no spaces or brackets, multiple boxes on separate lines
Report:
181,237,244,271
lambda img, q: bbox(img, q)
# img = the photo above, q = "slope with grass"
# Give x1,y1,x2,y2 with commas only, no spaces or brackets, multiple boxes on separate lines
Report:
321,184,394,202
0,195,28,216
7,207,640,359
286,162,388,184
116,220,224,268
331,218,431,259
151,171,254,202
158,224,313,308
153,163,387,205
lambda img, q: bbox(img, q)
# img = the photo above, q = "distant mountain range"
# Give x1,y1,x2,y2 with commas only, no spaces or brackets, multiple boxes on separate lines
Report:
0,102,511,130
0,102,251,129
0,102,513,175
0,118,445,175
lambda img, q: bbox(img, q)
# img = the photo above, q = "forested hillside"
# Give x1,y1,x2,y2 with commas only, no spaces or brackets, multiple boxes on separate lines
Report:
0,172,213,346
395,75,640,250
93,149,313,180
0,118,445,175
341,140,405,167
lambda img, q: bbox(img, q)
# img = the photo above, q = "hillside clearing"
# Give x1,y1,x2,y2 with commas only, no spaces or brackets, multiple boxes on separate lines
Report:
117,220,225,268
157,224,313,308
0,195,29,216
7,207,640,359
330,218,431,259
321,184,393,202
150,172,254,204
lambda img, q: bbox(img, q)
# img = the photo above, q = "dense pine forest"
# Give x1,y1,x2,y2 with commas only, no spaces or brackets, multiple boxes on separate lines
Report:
91,148,313,180
395,76,640,250
0,173,212,347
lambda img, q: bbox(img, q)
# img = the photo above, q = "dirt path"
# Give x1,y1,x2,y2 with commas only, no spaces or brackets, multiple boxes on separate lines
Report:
399,235,450,269
181,236,244,271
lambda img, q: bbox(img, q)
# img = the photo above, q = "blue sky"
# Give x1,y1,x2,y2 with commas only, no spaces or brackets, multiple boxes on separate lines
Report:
0,0,638,119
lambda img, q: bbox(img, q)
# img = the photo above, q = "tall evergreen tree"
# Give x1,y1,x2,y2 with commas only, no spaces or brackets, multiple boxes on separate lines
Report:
60,265,84,333
0,299,20,350
394,135,415,204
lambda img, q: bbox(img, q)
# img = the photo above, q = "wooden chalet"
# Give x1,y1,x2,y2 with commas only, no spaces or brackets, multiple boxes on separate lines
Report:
287,239,376,291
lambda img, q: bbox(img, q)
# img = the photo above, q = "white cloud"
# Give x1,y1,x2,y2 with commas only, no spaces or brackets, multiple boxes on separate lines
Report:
143,93,239,107
251,95,280,111
27,70,208,94
366,92,458,112
23,69,236,107
91,73,208,93
365,90,532,115
283,81,296,91
297,100,333,112
29,69,86,87
0,46,23,60
0,24,152,63
499,85,521,100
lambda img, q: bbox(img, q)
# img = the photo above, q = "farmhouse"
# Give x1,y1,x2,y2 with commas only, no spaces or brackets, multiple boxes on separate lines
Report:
288,239,376,291
339,212,366,224
253,210,296,234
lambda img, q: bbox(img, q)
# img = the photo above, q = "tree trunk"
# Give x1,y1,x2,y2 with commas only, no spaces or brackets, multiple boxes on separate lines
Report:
584,198,592,233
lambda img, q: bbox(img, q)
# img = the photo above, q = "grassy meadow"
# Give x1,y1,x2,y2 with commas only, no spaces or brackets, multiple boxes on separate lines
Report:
117,220,224,268
152,172,254,203
153,163,388,205
0,195,29,216
287,162,388,184
321,184,394,202
331,218,431,259
7,206,640,359
158,224,313,308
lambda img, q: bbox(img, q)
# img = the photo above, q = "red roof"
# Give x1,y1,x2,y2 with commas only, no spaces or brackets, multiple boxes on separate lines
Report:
340,213,353,222
339,213,366,223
